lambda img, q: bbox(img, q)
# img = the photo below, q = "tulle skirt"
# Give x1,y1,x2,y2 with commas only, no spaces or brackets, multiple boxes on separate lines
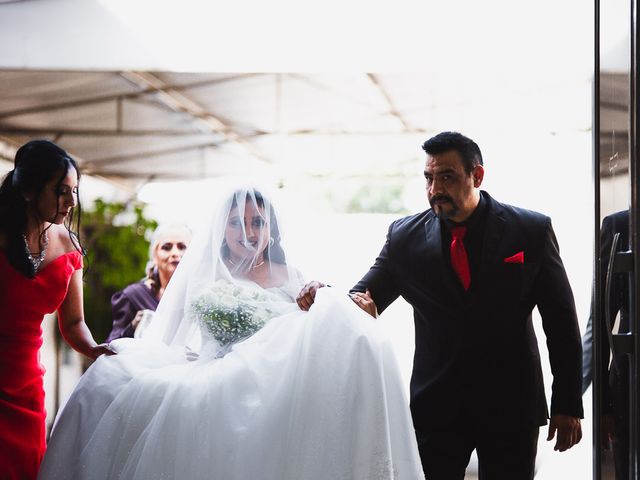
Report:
38,289,424,480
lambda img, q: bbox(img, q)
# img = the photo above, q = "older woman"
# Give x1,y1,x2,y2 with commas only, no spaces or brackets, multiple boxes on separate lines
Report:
106,224,192,341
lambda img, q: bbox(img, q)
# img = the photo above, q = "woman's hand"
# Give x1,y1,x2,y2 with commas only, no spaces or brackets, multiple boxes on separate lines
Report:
59,270,117,361
132,309,155,337
349,289,378,318
88,343,117,360
185,346,199,362
131,310,146,330
296,281,326,311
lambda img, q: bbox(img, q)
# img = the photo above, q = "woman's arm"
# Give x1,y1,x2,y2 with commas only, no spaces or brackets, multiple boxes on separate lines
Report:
58,269,114,360
108,288,139,341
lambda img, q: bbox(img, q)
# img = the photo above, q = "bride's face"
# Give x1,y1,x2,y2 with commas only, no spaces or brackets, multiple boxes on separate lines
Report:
225,202,271,262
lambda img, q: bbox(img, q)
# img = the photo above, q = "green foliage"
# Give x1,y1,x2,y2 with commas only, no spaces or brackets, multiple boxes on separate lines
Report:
345,183,408,214
81,199,158,343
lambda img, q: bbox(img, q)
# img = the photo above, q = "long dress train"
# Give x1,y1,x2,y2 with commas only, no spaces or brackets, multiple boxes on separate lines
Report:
39,287,423,480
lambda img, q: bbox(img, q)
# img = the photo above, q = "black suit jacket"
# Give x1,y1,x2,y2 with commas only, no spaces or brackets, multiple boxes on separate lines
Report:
353,191,583,431
582,210,629,412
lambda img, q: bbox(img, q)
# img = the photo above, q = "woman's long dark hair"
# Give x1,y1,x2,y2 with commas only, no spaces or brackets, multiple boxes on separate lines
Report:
0,140,83,277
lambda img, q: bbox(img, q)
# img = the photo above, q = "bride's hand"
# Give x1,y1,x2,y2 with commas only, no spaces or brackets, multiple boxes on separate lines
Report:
185,346,200,362
349,289,378,318
296,281,325,311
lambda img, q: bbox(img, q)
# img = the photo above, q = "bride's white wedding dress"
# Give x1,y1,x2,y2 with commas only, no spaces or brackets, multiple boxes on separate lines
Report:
38,187,424,480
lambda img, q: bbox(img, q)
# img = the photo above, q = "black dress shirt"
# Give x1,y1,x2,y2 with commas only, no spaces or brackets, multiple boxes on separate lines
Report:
441,193,488,291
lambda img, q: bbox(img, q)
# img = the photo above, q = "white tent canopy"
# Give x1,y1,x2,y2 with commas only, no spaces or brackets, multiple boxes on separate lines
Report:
0,0,594,200
0,66,593,187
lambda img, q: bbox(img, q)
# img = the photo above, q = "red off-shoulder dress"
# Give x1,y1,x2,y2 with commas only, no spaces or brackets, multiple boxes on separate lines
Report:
0,250,82,479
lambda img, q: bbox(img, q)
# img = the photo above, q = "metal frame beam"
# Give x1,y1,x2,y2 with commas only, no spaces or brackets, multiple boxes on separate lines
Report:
0,73,263,119
119,71,270,163
0,127,209,137
85,142,220,167
366,73,413,131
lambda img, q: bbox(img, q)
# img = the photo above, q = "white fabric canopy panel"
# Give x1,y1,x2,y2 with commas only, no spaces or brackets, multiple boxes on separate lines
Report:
0,71,438,184
0,69,594,186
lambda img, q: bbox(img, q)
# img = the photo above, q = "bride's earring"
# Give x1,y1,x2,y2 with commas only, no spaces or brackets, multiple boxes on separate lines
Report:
269,237,274,247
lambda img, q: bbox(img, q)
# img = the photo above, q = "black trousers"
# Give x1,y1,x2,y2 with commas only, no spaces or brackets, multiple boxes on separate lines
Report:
611,364,630,480
415,423,539,480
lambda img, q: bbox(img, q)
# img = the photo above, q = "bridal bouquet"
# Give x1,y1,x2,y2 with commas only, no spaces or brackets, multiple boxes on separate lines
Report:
191,279,276,346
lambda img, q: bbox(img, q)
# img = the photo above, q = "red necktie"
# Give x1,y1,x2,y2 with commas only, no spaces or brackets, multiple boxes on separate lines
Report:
450,226,471,290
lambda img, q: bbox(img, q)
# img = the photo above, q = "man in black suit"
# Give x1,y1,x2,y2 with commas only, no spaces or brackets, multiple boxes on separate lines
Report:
582,210,629,479
297,131,583,479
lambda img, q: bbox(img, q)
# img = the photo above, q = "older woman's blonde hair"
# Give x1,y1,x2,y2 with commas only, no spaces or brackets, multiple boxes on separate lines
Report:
146,223,192,293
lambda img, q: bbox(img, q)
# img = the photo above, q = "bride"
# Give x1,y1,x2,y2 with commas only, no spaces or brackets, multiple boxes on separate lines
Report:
38,186,424,480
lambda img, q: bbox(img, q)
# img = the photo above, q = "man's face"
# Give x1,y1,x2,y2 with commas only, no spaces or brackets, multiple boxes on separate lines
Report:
424,150,483,223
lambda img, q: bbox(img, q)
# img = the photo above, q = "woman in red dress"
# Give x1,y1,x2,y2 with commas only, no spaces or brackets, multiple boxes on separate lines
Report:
0,140,112,479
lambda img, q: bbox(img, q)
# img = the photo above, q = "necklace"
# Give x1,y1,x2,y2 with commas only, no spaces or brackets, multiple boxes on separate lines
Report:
22,230,49,273
251,259,265,270
227,257,265,270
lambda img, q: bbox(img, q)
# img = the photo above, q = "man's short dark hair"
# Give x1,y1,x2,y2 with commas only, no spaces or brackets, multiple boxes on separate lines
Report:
421,131,483,174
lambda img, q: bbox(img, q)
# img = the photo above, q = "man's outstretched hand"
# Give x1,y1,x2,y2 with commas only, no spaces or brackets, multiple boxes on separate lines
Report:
296,281,326,311
349,289,377,318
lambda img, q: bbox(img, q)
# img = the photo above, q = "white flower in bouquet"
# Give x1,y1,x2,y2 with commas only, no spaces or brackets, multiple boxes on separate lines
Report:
191,279,277,346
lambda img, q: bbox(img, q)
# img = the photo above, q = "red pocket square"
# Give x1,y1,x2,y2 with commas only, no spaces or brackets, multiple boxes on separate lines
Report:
504,251,524,264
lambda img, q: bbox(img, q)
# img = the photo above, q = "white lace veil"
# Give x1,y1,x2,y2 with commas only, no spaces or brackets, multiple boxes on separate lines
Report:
141,185,300,351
